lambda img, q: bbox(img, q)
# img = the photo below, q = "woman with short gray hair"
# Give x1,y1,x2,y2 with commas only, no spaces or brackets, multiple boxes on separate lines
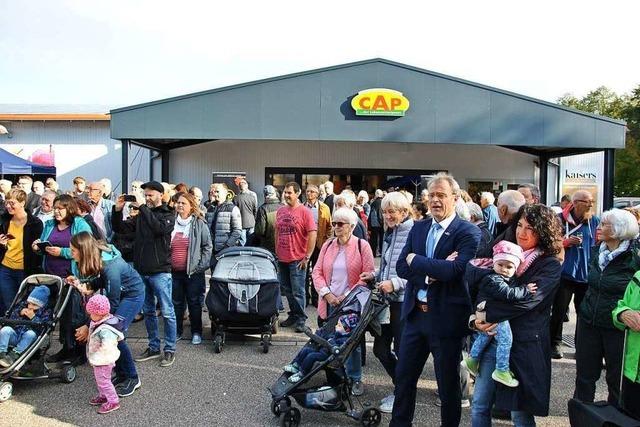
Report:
574,208,640,404
361,191,413,413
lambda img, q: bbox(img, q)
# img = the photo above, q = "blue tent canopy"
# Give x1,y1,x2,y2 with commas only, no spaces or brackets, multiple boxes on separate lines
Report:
0,147,56,175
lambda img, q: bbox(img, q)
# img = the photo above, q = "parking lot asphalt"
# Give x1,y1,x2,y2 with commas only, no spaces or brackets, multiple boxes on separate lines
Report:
0,305,604,426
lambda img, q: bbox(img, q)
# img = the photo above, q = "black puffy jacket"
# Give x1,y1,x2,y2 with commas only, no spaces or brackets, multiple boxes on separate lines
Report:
580,242,639,329
0,212,43,275
111,203,175,275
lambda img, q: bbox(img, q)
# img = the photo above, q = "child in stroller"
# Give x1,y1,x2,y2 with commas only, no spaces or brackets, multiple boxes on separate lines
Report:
0,286,51,368
284,313,359,383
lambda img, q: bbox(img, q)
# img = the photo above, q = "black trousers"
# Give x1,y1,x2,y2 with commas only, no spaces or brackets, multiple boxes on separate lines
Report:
373,301,404,384
390,309,463,427
369,226,383,256
305,247,320,306
574,317,624,404
550,277,587,347
622,377,640,420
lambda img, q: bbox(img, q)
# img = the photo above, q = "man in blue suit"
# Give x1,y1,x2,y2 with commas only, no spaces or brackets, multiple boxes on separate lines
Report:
390,173,481,427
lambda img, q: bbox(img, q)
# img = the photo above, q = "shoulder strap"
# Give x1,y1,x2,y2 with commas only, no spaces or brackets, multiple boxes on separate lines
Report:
358,237,362,255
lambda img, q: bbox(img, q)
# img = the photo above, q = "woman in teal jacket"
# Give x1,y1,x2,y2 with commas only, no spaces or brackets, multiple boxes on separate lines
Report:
31,195,92,363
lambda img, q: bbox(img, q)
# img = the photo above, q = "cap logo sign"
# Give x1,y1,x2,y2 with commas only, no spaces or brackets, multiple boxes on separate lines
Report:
351,88,410,117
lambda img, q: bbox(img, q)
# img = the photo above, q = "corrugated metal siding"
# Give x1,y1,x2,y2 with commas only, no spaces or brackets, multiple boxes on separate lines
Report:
169,140,537,201
0,121,149,193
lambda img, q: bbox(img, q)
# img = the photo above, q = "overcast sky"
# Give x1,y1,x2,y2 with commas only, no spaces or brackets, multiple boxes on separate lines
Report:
1,0,637,109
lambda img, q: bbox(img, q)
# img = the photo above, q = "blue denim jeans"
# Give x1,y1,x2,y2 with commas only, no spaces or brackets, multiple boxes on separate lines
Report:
240,227,255,246
172,271,206,336
471,340,536,427
0,326,36,354
327,304,362,382
278,261,307,324
0,265,24,315
142,273,177,353
114,292,144,380
470,321,513,372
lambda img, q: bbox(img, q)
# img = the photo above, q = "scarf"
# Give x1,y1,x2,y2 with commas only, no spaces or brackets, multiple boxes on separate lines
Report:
172,215,193,240
598,240,630,271
516,247,544,277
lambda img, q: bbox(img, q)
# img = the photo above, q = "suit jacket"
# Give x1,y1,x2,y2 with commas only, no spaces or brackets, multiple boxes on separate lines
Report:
26,192,41,214
396,215,481,337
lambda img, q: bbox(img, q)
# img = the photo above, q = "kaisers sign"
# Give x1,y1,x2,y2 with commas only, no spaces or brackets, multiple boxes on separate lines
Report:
351,88,410,117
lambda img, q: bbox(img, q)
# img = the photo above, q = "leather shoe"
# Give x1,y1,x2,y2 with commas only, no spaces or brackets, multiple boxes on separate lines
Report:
280,317,297,327
551,345,563,359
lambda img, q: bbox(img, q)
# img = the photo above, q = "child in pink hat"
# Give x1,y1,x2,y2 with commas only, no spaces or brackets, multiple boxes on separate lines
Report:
85,294,124,414
463,241,537,387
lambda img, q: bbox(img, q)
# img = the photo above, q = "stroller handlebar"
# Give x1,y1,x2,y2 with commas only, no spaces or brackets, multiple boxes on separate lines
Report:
0,317,49,329
303,327,340,355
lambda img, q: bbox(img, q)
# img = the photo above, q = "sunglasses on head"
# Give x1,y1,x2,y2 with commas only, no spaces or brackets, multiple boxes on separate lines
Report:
332,221,348,227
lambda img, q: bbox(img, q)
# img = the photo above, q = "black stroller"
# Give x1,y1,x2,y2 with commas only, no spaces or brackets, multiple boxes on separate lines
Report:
269,286,388,427
0,274,77,402
205,246,280,354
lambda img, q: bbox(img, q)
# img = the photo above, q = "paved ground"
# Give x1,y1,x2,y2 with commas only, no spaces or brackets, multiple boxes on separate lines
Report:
0,305,603,426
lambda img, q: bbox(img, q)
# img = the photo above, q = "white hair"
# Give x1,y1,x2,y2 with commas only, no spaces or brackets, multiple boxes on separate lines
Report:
381,192,412,213
601,208,639,241
375,189,383,198
357,190,369,204
427,172,461,195
335,190,356,209
466,202,483,222
332,207,358,225
480,191,495,205
571,190,592,203
455,198,471,221
324,181,334,191
497,190,525,215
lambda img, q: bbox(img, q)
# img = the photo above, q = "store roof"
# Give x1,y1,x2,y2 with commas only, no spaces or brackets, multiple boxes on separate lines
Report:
110,58,626,155
0,104,110,121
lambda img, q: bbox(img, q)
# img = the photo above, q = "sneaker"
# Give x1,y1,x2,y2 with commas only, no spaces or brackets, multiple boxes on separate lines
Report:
89,395,107,406
462,357,479,377
135,348,161,362
191,334,202,345
283,362,300,374
294,323,306,333
288,372,303,383
159,352,175,367
379,394,395,413
351,380,364,396
551,345,563,360
116,377,141,397
0,350,19,368
45,348,73,363
97,401,120,414
280,317,297,327
492,369,519,387
111,375,126,387
435,397,471,408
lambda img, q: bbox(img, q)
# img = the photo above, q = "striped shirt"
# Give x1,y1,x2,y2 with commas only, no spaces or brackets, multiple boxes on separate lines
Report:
171,232,189,271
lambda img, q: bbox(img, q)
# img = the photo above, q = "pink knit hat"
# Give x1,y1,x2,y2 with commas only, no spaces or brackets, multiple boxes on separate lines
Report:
492,240,524,268
86,294,111,317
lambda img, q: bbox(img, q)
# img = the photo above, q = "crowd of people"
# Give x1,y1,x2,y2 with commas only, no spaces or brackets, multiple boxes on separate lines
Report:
0,173,639,424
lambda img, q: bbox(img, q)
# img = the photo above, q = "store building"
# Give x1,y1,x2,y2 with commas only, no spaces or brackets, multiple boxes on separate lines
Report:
110,59,625,207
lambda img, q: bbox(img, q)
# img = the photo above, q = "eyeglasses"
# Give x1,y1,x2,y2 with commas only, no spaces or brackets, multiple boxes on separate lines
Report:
331,221,348,227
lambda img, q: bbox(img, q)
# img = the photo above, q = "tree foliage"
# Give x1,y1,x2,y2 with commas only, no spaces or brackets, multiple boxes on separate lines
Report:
558,85,640,196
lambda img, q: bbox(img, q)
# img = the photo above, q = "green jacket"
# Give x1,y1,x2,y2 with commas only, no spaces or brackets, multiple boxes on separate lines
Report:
580,243,639,329
612,272,640,383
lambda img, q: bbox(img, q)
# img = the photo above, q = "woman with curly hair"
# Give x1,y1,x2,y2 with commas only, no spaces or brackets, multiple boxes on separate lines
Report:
468,204,563,426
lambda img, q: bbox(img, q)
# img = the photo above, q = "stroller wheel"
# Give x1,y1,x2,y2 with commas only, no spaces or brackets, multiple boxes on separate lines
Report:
213,335,223,353
0,381,13,402
359,407,382,426
278,407,300,427
270,397,291,417
261,334,270,354
60,365,77,383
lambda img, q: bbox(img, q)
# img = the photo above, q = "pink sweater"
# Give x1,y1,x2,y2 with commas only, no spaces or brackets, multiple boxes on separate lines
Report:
312,236,375,319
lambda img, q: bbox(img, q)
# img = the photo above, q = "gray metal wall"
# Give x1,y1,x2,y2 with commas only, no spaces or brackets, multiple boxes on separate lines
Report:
169,139,537,203
0,120,149,193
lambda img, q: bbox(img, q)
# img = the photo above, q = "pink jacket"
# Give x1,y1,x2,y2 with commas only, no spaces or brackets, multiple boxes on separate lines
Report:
312,236,375,319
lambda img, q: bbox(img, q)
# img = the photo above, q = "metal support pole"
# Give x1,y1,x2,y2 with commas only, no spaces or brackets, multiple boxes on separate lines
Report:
539,154,549,205
161,150,170,182
121,139,129,194
603,148,615,210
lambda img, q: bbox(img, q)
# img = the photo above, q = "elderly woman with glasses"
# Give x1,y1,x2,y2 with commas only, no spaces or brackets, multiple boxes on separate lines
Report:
574,208,640,405
360,192,414,413
312,207,375,397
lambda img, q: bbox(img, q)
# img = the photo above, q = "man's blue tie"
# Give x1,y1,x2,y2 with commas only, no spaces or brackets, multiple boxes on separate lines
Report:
417,222,441,302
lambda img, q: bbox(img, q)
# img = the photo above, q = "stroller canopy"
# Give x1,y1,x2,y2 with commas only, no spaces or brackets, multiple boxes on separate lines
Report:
212,247,278,283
